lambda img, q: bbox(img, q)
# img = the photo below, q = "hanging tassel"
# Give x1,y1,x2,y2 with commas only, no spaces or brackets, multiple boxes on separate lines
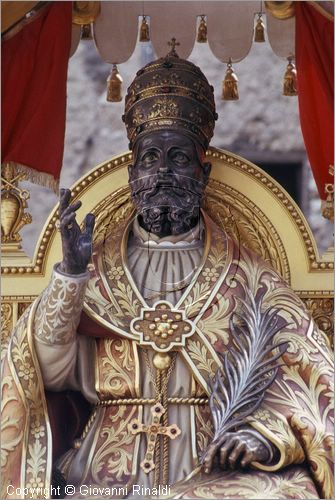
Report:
222,60,239,101
322,183,334,220
197,15,207,43
107,64,123,102
80,23,93,40
283,57,298,96
254,14,265,42
139,16,150,42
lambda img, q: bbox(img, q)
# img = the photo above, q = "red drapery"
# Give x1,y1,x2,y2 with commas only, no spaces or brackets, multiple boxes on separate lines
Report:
295,2,334,201
1,2,72,192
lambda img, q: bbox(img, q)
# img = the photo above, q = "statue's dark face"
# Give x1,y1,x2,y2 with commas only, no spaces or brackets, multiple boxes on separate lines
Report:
128,130,211,237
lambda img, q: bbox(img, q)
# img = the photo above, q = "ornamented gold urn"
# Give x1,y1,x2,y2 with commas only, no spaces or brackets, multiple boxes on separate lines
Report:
1,163,32,260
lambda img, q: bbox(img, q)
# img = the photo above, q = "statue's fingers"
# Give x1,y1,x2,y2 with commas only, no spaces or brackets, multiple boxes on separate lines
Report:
59,189,72,215
84,213,95,237
219,439,236,469
228,442,245,469
240,450,253,468
202,442,218,474
60,200,82,220
60,212,76,231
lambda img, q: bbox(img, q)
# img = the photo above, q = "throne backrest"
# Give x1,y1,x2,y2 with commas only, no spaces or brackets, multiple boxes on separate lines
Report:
2,148,333,352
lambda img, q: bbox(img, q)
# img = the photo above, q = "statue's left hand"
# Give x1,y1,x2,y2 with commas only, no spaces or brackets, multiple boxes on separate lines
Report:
203,430,271,474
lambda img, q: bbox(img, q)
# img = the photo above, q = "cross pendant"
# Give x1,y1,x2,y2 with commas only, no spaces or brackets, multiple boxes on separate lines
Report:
128,402,181,473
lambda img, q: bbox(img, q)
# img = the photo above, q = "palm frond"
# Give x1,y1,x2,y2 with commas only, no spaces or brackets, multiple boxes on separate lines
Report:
204,289,288,456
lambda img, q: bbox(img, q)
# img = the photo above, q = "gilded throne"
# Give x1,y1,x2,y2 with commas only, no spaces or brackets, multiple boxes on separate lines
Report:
1,148,334,498
2,147,333,349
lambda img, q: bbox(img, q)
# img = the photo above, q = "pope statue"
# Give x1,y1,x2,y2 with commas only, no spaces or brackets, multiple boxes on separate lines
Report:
1,48,333,500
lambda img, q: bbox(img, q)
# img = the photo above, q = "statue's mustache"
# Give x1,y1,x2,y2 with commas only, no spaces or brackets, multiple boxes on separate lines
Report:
129,174,204,235
130,175,205,204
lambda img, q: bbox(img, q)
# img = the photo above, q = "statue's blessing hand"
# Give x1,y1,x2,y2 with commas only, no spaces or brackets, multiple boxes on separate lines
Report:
203,430,271,474
58,188,95,275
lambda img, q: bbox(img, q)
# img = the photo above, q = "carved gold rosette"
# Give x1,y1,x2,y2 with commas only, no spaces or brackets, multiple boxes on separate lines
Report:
131,301,195,352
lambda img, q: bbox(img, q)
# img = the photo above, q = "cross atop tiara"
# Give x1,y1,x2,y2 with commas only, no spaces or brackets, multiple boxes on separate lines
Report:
168,37,180,56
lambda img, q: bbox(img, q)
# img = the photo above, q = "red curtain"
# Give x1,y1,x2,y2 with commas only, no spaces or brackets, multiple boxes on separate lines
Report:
1,2,72,191
295,2,334,200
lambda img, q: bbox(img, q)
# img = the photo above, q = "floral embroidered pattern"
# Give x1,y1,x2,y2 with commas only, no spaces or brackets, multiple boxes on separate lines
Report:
107,266,125,281
202,267,220,282
1,304,51,496
34,268,89,345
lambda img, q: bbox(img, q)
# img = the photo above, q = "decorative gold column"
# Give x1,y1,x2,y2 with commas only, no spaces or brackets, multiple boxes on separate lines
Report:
1,162,32,265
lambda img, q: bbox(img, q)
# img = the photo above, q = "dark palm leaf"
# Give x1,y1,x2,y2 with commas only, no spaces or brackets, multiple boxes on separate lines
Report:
203,288,288,458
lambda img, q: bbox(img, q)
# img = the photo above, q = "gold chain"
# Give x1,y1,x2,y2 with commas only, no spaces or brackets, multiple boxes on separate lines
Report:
144,350,177,487
161,370,169,485
153,370,162,489
73,407,98,449
143,349,177,403
96,397,208,406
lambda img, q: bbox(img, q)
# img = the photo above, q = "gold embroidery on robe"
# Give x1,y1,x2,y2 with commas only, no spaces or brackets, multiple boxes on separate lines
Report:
1,214,333,498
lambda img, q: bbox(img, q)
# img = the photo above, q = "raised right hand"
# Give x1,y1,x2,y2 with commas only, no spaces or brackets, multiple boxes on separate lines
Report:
58,188,95,275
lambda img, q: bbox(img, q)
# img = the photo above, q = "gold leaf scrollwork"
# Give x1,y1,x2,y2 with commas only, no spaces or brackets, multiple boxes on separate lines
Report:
183,469,315,499
194,405,213,454
197,294,230,346
2,307,50,495
184,281,211,317
1,376,24,469
90,188,133,247
148,99,180,120
303,297,334,348
204,181,287,280
34,276,87,345
90,406,138,486
265,362,334,499
1,303,13,359
98,339,136,399
186,339,215,377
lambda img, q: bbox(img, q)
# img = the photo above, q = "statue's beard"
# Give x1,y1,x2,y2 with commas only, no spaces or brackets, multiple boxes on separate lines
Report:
130,175,205,236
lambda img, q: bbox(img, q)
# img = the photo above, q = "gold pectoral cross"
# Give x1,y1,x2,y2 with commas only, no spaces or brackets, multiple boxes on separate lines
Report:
128,402,181,473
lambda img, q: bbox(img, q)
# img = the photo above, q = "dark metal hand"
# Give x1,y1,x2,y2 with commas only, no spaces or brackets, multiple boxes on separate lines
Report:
58,188,95,275
203,430,271,473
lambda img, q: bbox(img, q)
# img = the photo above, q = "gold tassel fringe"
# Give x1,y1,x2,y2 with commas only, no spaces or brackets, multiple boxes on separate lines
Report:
197,15,207,43
107,64,123,102
80,23,93,40
222,61,239,101
254,14,265,42
1,161,59,193
283,58,298,96
139,16,150,42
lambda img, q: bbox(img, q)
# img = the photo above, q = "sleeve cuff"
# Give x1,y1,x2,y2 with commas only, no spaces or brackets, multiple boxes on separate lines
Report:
54,263,90,281
249,419,304,472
